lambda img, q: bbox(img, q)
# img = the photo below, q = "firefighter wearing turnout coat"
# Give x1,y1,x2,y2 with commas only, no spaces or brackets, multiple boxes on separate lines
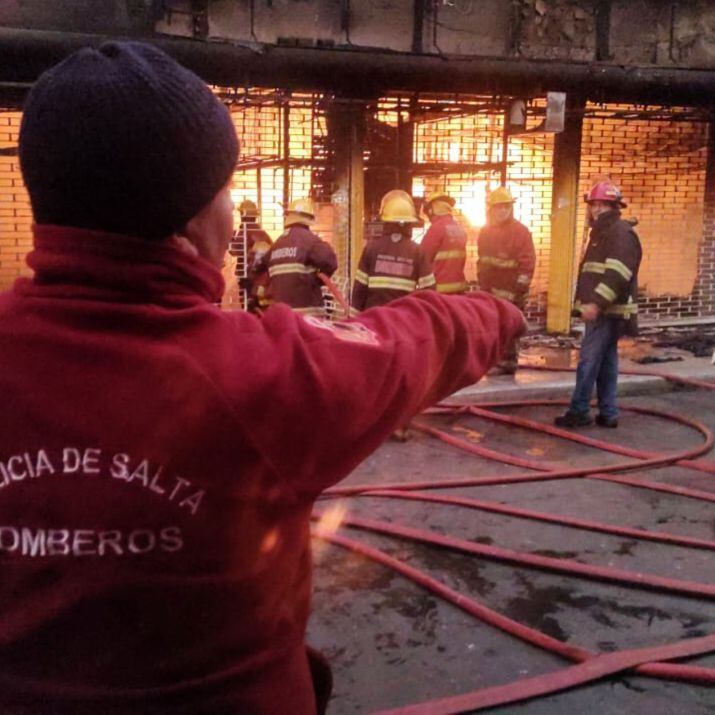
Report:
477,187,536,374
351,190,436,313
264,198,337,317
420,191,468,294
555,181,642,429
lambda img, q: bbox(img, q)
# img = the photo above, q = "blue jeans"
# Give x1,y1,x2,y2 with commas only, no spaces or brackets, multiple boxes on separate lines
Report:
569,316,620,419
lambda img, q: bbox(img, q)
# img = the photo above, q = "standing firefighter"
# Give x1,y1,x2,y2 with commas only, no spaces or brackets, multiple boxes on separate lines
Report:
228,199,272,312
351,189,436,313
420,190,468,294
264,198,337,317
555,181,642,429
477,187,536,374
352,189,437,441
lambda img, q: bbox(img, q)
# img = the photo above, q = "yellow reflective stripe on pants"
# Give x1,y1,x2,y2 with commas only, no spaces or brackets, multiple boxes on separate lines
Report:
605,302,638,316
605,258,633,281
269,263,316,277
436,281,467,293
490,287,516,301
595,282,617,302
435,250,467,261
368,276,417,291
481,255,518,268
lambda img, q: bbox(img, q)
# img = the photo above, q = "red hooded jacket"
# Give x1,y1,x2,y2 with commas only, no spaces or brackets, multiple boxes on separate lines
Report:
0,225,524,714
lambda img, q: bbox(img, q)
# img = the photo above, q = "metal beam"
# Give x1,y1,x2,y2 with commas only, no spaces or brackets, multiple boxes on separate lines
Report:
2,28,715,106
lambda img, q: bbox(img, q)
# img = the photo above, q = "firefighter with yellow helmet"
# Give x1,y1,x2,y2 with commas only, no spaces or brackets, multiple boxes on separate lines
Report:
351,190,436,313
263,198,338,317
352,190,437,441
420,190,468,294
477,186,535,374
228,199,273,312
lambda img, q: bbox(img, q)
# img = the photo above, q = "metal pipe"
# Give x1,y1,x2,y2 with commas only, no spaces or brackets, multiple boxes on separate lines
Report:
1,27,715,107
249,0,259,44
500,104,509,185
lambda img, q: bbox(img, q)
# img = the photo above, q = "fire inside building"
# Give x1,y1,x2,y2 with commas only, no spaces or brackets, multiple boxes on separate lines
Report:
1,2,715,714
1,1,715,331
1,92,713,327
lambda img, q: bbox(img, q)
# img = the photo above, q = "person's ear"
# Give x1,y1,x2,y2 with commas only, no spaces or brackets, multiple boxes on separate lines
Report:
168,233,200,258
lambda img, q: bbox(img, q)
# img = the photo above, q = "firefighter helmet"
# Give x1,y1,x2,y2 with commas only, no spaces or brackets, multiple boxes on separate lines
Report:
486,186,515,207
379,190,420,224
425,190,456,208
238,199,258,218
584,181,627,208
284,197,315,227
425,190,455,216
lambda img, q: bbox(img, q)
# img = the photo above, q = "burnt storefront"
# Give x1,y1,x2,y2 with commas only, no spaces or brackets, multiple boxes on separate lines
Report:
1,1,714,330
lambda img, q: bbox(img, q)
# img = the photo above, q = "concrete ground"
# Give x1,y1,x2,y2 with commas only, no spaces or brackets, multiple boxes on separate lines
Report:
307,352,715,714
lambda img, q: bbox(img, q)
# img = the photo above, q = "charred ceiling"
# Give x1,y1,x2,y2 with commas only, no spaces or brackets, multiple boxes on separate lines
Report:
1,1,715,106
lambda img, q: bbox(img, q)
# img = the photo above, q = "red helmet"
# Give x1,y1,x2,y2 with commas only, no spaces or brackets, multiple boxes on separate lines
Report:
584,181,627,208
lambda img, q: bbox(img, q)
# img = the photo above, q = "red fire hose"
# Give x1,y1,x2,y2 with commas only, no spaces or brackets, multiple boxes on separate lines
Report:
317,271,351,315
312,369,715,713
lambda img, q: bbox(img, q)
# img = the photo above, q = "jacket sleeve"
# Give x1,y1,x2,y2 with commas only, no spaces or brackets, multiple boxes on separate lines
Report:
308,238,338,277
591,226,640,309
238,291,525,497
256,228,273,246
476,229,487,288
350,245,371,314
515,228,536,294
416,246,437,290
420,224,442,264
253,247,270,277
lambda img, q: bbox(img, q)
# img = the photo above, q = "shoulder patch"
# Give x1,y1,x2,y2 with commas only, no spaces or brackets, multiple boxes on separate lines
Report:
303,317,381,346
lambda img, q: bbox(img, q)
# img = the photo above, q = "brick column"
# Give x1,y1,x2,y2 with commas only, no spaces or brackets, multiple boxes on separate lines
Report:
694,124,715,317
0,111,32,291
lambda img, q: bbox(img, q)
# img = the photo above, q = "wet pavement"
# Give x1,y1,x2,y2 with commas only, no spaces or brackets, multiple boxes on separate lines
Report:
307,378,715,714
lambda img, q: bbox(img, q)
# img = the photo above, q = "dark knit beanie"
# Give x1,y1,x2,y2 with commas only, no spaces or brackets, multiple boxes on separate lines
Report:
19,41,239,240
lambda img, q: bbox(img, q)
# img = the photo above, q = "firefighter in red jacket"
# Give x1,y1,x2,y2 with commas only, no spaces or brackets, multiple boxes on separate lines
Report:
263,198,338,317
420,190,468,294
351,190,436,313
228,199,272,312
477,187,536,374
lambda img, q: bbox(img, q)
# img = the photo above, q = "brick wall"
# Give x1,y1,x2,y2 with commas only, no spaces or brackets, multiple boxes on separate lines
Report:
695,126,715,318
577,104,710,320
222,94,333,306
0,111,32,291
229,97,323,238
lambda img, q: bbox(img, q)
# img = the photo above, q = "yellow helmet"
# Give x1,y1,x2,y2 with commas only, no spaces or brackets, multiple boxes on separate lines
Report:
239,199,258,217
486,186,515,207
379,190,420,225
425,190,455,217
284,198,315,227
425,190,455,207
